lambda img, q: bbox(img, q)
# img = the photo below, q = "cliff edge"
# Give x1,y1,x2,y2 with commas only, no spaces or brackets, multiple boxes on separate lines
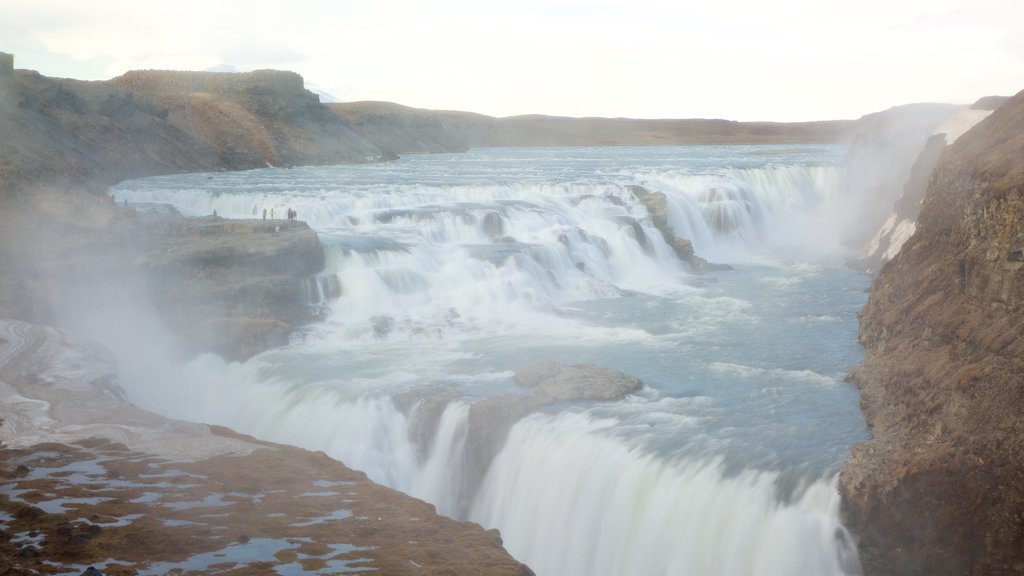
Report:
840,89,1024,575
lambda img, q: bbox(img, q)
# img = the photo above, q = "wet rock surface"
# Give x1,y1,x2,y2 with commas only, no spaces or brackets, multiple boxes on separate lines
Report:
0,320,533,575
0,435,532,576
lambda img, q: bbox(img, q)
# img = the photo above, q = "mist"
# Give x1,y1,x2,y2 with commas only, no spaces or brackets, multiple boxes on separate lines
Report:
2,51,995,575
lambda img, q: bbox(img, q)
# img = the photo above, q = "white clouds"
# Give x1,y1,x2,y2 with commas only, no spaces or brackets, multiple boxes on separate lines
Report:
1,0,1021,120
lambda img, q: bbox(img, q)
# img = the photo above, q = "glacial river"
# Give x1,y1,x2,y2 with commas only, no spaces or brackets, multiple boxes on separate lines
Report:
115,145,868,576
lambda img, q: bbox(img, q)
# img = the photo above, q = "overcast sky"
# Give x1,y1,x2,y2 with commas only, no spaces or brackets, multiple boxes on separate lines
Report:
2,0,1022,121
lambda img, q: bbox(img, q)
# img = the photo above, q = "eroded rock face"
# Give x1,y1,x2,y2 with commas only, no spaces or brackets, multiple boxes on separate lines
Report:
0,202,326,362
840,89,1024,576
140,217,327,360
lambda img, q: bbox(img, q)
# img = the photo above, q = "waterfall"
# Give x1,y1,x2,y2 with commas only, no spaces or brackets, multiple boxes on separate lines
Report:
473,412,860,576
118,161,848,339
127,357,862,576
113,146,865,576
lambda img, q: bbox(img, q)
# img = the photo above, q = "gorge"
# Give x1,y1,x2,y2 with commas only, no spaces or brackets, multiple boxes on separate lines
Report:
1,63,1021,576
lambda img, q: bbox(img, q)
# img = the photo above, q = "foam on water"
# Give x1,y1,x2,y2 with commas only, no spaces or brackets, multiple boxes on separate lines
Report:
113,145,867,576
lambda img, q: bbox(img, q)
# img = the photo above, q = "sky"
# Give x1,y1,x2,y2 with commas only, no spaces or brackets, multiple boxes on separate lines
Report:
2,0,1022,122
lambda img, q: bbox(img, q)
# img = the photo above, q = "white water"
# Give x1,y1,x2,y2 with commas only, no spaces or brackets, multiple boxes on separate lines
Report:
114,145,867,576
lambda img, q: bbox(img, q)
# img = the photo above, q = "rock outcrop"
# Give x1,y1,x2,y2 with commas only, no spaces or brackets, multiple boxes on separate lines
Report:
512,361,643,401
0,199,325,361
0,320,534,575
0,68,383,202
139,216,327,360
840,89,1024,575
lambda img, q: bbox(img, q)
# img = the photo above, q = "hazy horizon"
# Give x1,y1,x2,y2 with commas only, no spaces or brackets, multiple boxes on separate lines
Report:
2,0,1022,122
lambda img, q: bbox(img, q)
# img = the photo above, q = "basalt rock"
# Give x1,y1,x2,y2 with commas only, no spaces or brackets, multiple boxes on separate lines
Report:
840,88,1024,576
394,363,644,518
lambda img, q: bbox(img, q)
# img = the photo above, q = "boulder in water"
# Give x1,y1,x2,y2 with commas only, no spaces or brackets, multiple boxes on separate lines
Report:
514,361,642,401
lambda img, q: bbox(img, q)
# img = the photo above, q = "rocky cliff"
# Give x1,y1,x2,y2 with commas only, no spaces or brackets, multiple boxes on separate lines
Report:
111,70,382,167
0,68,378,360
0,68,383,200
840,89,1024,575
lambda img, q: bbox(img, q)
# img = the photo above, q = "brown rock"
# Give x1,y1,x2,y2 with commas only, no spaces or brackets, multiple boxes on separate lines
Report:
840,88,1024,576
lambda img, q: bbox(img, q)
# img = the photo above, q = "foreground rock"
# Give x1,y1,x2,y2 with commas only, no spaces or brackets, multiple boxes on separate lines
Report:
840,89,1024,575
0,320,533,575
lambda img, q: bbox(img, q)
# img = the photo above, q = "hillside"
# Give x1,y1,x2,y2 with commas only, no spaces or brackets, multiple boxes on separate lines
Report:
330,100,859,151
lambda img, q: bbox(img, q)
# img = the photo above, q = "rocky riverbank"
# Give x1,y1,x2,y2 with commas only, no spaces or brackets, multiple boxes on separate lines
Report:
839,89,1024,575
0,320,534,575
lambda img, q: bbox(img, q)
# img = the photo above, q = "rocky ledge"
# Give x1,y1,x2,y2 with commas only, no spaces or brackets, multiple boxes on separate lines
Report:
0,320,533,575
839,90,1024,575
136,214,329,360
0,194,327,362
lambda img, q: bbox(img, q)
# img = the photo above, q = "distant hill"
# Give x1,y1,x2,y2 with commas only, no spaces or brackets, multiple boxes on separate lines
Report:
329,101,860,153
1,65,945,202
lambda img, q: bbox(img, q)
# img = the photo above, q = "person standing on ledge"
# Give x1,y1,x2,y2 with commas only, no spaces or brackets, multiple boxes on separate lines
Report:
270,208,276,219
263,208,267,220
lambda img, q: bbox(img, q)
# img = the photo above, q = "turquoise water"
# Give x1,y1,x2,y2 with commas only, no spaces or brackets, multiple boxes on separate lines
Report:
115,145,867,576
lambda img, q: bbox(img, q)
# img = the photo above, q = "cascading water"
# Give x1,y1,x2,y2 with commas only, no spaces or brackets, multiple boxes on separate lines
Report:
113,145,868,576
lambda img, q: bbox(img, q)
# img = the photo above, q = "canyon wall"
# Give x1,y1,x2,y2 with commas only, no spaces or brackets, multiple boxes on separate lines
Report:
840,90,1024,575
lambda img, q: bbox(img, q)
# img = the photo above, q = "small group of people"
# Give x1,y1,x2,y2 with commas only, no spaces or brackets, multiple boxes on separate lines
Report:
262,207,299,221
